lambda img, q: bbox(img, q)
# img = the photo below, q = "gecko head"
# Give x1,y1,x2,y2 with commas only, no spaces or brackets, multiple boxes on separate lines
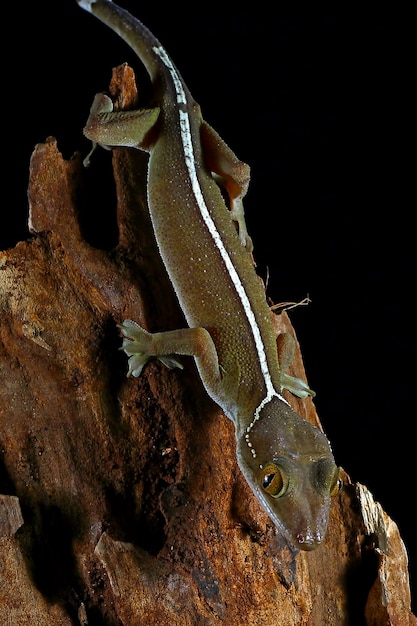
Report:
236,396,341,550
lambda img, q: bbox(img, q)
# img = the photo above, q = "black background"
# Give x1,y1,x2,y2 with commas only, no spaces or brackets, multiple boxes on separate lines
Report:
6,1,415,608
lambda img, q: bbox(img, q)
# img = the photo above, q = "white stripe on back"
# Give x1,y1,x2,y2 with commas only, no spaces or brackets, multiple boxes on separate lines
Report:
153,44,287,418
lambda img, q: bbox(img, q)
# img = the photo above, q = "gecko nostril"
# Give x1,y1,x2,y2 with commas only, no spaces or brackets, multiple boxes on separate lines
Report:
296,532,322,550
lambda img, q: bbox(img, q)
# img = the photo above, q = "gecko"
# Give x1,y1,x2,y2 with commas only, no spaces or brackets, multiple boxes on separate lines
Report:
76,0,341,550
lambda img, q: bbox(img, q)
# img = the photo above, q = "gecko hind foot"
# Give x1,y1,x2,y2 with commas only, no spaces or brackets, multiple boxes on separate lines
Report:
118,320,183,377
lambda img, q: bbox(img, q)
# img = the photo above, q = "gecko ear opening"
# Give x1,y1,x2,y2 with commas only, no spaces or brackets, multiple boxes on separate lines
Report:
260,463,289,499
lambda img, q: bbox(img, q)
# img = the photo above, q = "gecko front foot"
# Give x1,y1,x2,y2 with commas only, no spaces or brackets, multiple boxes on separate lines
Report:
118,320,183,377
277,332,316,398
230,198,254,253
279,372,316,399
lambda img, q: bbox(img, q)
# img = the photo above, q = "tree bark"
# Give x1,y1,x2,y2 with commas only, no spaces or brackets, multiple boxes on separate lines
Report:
0,65,415,626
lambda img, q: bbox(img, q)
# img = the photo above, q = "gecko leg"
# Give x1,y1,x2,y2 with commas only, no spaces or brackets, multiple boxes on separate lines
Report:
119,320,240,421
277,333,315,398
200,121,253,252
82,92,160,152
118,320,221,379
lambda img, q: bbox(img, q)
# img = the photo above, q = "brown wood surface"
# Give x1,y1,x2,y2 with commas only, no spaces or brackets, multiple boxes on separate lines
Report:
0,66,415,626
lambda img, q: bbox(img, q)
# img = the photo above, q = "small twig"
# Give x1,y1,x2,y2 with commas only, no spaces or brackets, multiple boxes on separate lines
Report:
270,296,311,313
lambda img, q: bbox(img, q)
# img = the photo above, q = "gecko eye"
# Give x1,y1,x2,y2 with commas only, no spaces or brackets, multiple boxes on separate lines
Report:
316,458,342,496
260,463,288,498
330,467,343,497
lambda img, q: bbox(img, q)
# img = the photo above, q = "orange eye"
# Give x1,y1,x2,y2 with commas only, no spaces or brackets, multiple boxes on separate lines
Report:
261,463,288,498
